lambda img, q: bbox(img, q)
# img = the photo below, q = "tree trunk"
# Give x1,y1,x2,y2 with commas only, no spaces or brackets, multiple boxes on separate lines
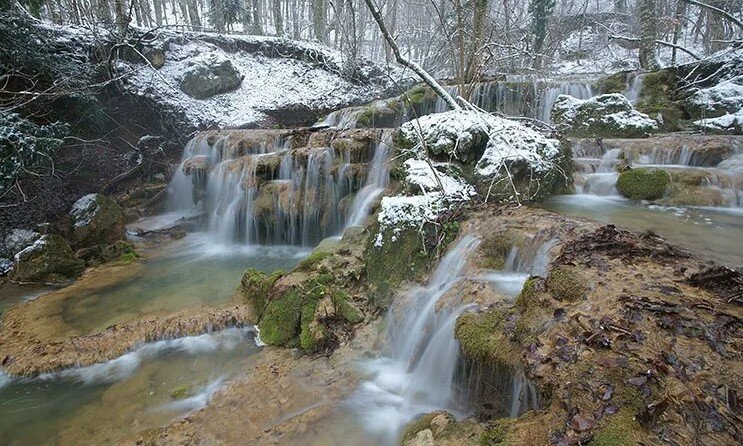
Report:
98,0,113,23
252,0,264,34
113,0,129,37
671,0,687,64
292,0,300,39
152,0,163,25
313,0,326,43
187,0,201,28
638,0,660,70
273,0,283,36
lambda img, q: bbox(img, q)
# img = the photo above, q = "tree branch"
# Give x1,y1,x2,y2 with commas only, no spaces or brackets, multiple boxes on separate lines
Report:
609,35,702,60
362,0,461,110
683,0,743,31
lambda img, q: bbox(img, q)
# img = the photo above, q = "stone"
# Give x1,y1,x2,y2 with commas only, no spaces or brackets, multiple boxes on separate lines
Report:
179,54,243,99
616,168,670,201
11,234,84,283
4,229,41,257
69,194,126,248
552,94,658,138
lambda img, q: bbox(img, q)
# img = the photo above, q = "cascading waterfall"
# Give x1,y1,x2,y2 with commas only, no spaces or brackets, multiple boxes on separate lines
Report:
350,236,481,442
345,131,392,228
167,129,391,246
623,73,647,105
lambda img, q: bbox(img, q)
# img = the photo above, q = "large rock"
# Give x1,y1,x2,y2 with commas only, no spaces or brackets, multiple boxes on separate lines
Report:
3,229,41,257
11,234,84,283
552,93,658,138
179,54,243,99
69,194,126,248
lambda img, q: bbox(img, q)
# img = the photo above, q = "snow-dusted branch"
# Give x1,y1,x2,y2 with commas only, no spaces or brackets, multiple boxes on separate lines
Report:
683,0,743,31
362,0,460,111
609,35,702,60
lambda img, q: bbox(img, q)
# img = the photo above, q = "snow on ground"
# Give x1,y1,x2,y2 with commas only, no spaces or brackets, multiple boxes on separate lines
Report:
121,33,408,129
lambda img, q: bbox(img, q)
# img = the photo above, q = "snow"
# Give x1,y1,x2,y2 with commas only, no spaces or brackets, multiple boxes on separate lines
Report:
122,33,408,129
4,229,41,256
601,110,660,132
376,110,559,244
402,159,475,200
13,235,48,262
0,258,12,276
689,76,743,114
70,193,99,228
694,111,743,132
552,93,658,134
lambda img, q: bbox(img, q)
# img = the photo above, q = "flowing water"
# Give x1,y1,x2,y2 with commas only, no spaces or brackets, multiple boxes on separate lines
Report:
546,138,743,265
0,328,262,446
59,233,308,335
167,129,392,246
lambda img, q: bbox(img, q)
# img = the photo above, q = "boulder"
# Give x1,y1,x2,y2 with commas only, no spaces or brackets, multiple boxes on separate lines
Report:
616,168,670,200
552,93,658,138
11,234,84,283
69,194,126,248
3,229,41,257
0,257,12,276
179,54,243,99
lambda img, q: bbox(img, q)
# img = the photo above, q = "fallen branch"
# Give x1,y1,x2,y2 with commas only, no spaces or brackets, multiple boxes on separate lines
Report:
609,35,702,60
362,0,460,110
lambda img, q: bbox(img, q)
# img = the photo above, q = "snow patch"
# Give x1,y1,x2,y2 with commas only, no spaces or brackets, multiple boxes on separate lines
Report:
13,235,48,262
0,257,13,276
4,229,41,257
69,193,99,228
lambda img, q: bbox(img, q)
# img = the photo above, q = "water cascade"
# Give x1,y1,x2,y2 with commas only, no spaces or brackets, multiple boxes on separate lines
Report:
350,235,481,442
168,129,392,246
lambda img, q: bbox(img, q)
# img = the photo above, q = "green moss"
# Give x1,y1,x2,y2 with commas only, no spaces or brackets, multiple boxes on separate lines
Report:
595,72,629,94
332,290,362,323
238,268,284,321
108,241,139,264
12,234,84,283
455,309,519,367
635,70,687,131
480,418,513,446
546,265,589,301
479,232,513,270
170,384,195,400
514,277,538,311
589,409,643,446
258,288,304,346
404,84,427,105
297,250,331,271
616,168,670,201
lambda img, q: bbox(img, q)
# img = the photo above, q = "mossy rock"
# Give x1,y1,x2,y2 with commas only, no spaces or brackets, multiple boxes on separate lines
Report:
589,409,645,446
595,72,629,94
455,309,520,367
237,268,284,323
479,232,514,270
258,275,361,352
616,168,670,201
68,193,126,249
75,240,139,267
514,276,539,311
546,265,588,301
660,180,724,207
12,234,85,283
635,70,688,131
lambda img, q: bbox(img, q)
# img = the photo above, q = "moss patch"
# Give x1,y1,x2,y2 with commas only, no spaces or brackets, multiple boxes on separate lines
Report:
589,409,644,446
616,168,670,201
237,268,284,322
479,232,513,270
514,276,538,311
297,250,331,271
455,309,519,367
635,70,688,131
546,265,589,301
170,384,196,400
595,72,629,94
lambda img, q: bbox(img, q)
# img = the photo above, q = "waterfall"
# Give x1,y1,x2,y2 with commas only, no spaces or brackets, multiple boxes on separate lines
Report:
624,73,646,105
167,130,383,246
350,236,480,442
345,131,393,228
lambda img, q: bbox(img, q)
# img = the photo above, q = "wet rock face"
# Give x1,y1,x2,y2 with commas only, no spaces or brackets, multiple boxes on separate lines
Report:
11,234,84,283
68,194,126,249
179,55,243,99
552,94,658,138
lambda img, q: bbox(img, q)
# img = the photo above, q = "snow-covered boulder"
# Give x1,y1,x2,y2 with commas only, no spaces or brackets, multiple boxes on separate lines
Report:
686,76,743,119
11,234,84,283
397,110,490,162
179,53,243,99
69,194,126,248
3,229,41,257
376,110,569,243
552,94,658,138
693,112,743,134
0,258,13,276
